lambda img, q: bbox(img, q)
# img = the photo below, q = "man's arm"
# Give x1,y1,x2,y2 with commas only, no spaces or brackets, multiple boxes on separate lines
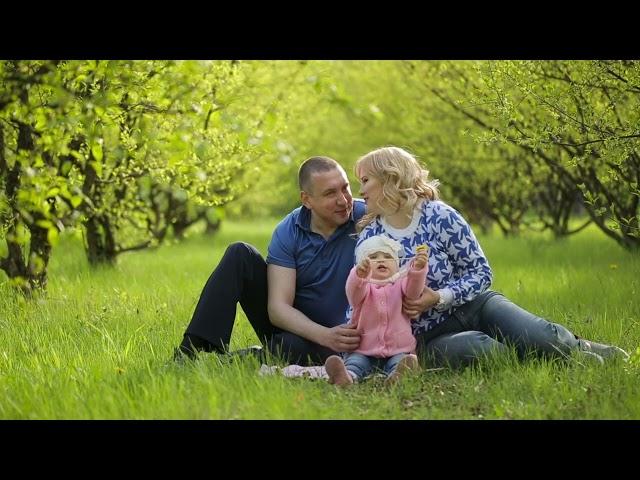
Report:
267,264,360,352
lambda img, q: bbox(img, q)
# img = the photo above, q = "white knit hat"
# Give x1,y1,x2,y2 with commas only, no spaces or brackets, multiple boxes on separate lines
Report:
355,235,403,266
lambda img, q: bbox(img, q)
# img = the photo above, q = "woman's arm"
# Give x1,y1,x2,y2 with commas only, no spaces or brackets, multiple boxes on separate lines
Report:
437,204,492,308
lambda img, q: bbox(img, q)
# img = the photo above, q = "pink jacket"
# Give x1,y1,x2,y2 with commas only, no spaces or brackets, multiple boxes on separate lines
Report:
346,261,427,358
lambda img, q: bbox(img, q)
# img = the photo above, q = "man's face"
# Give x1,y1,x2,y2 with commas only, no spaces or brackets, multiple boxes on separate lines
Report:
301,167,353,229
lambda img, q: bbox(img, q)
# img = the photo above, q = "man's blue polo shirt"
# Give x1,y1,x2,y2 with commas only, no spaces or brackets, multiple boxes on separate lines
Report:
266,200,366,328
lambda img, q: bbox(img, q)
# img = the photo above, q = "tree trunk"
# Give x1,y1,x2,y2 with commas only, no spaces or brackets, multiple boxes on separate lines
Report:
85,215,118,265
27,223,52,290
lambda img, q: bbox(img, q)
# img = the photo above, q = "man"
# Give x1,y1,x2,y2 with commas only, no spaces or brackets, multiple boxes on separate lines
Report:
175,156,366,364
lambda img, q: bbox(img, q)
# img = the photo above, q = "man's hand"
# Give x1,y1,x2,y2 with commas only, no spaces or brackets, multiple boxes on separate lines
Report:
413,251,428,270
323,323,361,352
403,286,440,319
356,258,371,279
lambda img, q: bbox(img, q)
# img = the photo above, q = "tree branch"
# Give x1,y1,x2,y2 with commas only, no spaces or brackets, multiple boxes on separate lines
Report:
548,133,640,148
115,240,153,255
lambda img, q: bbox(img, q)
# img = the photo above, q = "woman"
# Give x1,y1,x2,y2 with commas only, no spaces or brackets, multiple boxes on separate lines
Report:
354,146,629,368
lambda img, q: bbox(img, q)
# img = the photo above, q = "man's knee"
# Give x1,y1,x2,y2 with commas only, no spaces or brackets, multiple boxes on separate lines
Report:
221,242,265,271
225,241,260,259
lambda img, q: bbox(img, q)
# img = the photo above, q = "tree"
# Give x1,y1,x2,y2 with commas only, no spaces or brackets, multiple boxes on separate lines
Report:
410,60,639,249
0,60,78,292
0,60,307,291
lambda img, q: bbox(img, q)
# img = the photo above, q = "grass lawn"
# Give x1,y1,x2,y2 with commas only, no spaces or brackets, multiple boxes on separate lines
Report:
1,220,639,419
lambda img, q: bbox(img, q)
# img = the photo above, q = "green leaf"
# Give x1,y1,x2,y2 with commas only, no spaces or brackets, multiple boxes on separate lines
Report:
89,160,103,177
47,227,59,247
36,220,55,230
91,143,104,162
60,161,72,176
70,196,83,208
29,253,46,274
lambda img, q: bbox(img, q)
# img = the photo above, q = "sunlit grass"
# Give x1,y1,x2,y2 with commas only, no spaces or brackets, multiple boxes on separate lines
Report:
1,221,639,419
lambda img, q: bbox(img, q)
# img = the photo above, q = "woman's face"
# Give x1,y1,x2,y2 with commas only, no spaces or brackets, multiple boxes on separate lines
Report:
358,164,384,215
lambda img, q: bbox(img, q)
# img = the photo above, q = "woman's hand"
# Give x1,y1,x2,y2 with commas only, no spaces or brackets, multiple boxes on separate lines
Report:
403,286,440,319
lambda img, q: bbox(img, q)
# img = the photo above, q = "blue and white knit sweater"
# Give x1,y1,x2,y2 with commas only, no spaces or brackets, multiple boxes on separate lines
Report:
356,200,493,335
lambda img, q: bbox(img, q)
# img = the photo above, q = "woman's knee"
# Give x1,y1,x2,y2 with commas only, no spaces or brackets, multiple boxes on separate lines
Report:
523,321,578,356
480,295,578,355
422,331,506,368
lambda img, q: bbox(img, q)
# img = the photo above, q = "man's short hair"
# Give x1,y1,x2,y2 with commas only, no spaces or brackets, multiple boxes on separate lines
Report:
298,156,341,193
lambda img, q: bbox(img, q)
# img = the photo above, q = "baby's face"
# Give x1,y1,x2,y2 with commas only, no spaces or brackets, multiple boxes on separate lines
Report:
368,251,399,280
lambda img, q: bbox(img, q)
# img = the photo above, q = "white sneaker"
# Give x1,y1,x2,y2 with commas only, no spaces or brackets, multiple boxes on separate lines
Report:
579,339,629,362
576,350,605,366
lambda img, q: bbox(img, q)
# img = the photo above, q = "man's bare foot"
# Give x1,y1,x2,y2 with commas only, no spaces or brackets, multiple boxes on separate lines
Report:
385,354,419,386
325,355,354,386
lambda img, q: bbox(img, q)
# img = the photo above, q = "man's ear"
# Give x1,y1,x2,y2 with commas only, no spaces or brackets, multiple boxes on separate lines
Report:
300,190,312,209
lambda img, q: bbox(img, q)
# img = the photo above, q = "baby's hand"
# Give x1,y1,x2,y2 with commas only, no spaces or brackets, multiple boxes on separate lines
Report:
356,258,371,278
413,252,428,270
413,245,429,270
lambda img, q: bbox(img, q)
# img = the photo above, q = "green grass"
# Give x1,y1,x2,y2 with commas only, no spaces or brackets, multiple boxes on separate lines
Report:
1,221,639,419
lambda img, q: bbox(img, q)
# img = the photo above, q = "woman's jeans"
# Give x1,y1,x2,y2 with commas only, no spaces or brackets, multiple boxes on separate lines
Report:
342,352,410,381
416,291,581,368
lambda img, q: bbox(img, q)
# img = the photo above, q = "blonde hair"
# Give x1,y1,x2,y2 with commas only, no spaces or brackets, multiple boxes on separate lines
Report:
355,146,440,232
